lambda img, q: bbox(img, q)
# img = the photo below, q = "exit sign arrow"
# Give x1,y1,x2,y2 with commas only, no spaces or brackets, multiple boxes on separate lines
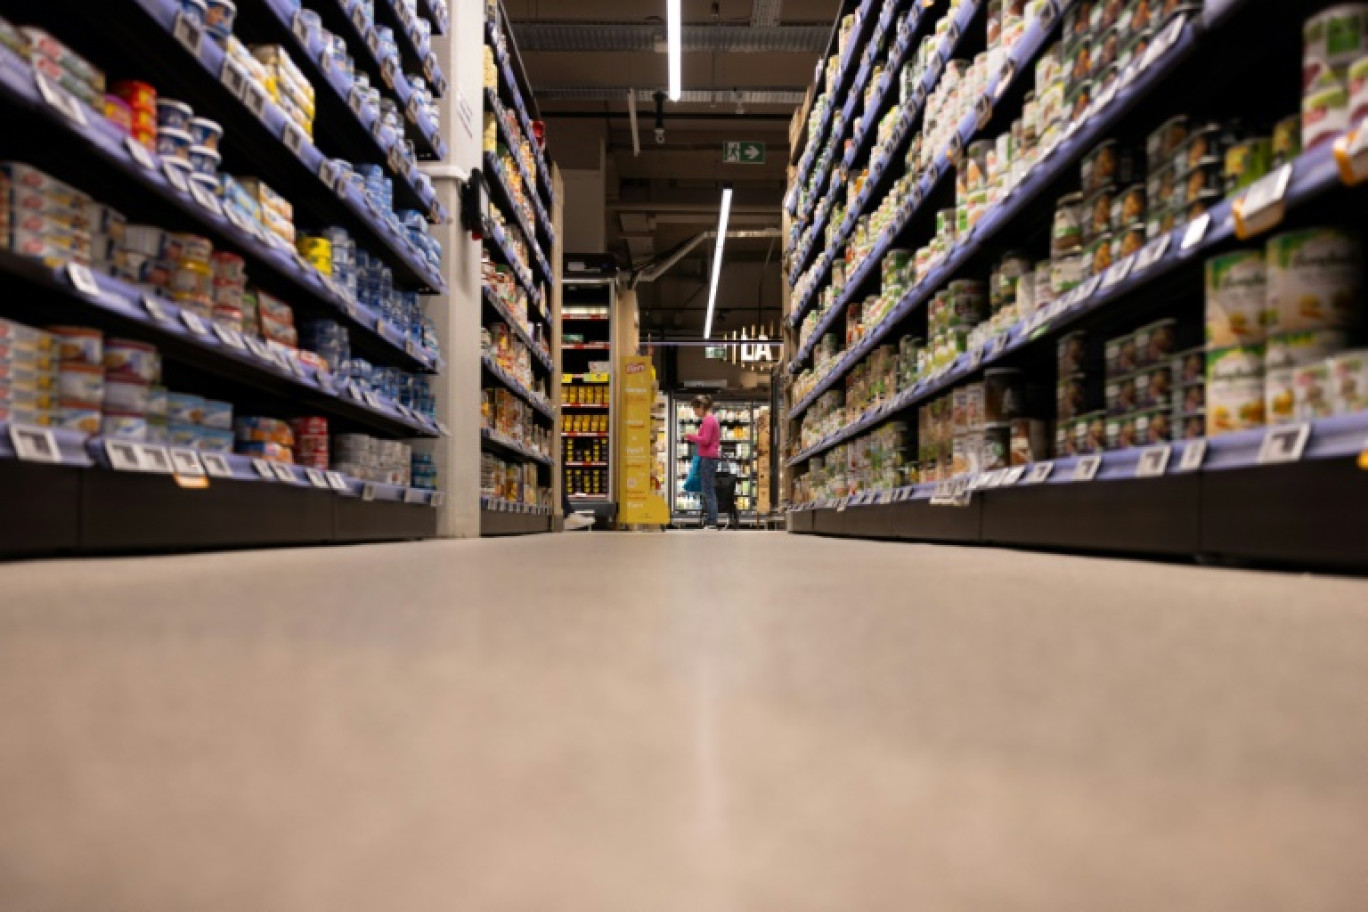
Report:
724,141,766,164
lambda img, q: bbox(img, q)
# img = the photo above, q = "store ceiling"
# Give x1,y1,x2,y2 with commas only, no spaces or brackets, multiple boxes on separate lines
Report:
505,0,835,336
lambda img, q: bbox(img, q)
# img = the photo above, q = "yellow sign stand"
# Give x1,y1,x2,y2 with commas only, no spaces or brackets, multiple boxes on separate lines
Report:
617,355,670,526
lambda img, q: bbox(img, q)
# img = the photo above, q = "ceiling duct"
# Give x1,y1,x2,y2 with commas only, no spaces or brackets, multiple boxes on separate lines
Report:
630,228,783,286
510,22,827,54
751,0,782,27
536,86,807,106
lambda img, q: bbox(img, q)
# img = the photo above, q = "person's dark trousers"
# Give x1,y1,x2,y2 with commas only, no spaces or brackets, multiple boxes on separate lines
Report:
700,457,719,527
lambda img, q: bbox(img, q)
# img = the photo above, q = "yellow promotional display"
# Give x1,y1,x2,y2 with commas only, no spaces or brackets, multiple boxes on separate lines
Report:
617,356,671,526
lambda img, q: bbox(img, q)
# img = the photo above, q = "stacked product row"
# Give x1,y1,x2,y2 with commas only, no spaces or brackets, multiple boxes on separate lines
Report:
480,452,550,507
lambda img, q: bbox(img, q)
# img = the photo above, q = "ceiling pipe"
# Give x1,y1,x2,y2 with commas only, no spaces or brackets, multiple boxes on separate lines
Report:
511,22,826,54
629,228,782,288
536,86,806,105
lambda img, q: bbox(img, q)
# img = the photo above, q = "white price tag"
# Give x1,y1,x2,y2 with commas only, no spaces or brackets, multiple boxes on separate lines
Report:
170,447,205,477
366,28,381,58
1181,213,1210,251
201,453,233,478
319,158,344,193
137,445,173,474
34,70,87,126
66,262,100,297
1003,465,1027,485
1234,162,1293,240
142,294,172,322
125,135,156,170
431,491,445,509
346,380,363,401
1177,438,1208,472
1258,422,1311,465
283,122,307,157
364,391,384,409
995,58,1016,100
1,421,62,468
349,87,367,120
1134,234,1171,273
105,439,144,471
244,336,271,360
1092,80,1118,114
388,143,406,175
213,324,246,350
351,4,368,34
305,467,329,489
1074,455,1103,482
252,458,276,480
435,420,451,437
975,94,992,130
271,462,297,483
189,182,222,216
181,310,209,336
1135,444,1172,478
162,161,189,193
1026,461,1054,484
173,9,204,57
404,488,426,505
360,482,375,501
242,81,270,120
220,58,249,99
1078,275,1101,301
1102,257,1134,290
327,471,350,492
382,56,399,89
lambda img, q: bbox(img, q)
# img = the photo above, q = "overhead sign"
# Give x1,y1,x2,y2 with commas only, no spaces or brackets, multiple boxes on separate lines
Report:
723,141,765,164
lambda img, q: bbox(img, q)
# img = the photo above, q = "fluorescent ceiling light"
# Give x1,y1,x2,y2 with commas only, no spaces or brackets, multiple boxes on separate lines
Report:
667,0,682,101
703,187,732,340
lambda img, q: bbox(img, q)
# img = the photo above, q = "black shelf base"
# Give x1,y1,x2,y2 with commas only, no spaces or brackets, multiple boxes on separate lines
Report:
1,465,435,558
791,459,1368,573
481,509,551,536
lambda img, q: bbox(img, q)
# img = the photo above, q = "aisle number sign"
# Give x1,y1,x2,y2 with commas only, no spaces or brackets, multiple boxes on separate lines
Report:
723,141,766,164
617,356,671,526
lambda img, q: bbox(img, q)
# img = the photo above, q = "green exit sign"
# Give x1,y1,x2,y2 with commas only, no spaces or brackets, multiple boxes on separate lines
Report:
723,141,766,164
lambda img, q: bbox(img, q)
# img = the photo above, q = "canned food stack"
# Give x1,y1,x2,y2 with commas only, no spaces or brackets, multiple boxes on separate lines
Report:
333,434,412,486
323,228,359,300
291,417,329,471
1,163,97,268
300,319,351,374
101,335,162,442
0,319,57,429
165,392,234,452
1206,227,1367,436
233,177,295,245
248,43,315,136
1100,320,1178,451
1302,5,1368,151
155,97,223,198
411,451,437,491
235,416,294,463
210,251,246,332
253,289,297,348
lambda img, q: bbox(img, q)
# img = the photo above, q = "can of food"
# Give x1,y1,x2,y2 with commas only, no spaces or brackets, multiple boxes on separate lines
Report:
57,363,104,403
235,416,294,446
210,251,246,285
167,392,205,425
205,0,236,39
1272,115,1303,166
196,427,235,453
168,423,200,448
103,338,159,383
1137,408,1173,445
49,326,103,366
1326,348,1368,413
98,413,148,441
103,95,133,133
1178,375,1206,414
1057,372,1087,420
165,232,213,264
984,368,1025,421
1079,411,1106,455
1082,140,1131,193
1294,362,1335,420
1182,162,1224,204
1303,79,1350,151
1087,231,1114,276
1057,331,1087,375
979,422,1009,470
1264,365,1298,424
1266,329,1350,370
1223,137,1272,195
1303,4,1368,88
111,79,157,114
1106,373,1137,415
1265,227,1363,332
1205,250,1266,347
104,378,150,415
1084,185,1117,238
1136,318,1177,368
1147,115,1189,165
189,145,221,177
169,259,213,305
1207,375,1266,435
156,127,194,162
1137,364,1173,409
201,399,234,430
1145,164,1176,207
187,116,223,151
57,400,102,436
156,98,194,131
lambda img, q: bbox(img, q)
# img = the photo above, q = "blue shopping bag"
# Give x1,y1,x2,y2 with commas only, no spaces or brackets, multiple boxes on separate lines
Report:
683,454,701,494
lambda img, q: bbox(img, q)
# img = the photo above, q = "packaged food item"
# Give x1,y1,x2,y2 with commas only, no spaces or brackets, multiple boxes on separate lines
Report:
57,401,101,435
101,413,148,441
189,146,221,177
1208,376,1266,435
1205,250,1266,347
200,399,234,430
1265,365,1298,424
1302,79,1349,150
104,378,150,414
234,416,294,446
167,392,205,425
49,326,103,366
1272,115,1302,166
103,338,158,383
1265,329,1349,370
1303,5,1368,88
984,368,1025,421
1058,331,1087,374
57,363,103,402
1327,349,1368,413
1265,227,1363,332
205,0,237,40
1293,361,1334,420
156,128,194,162
1135,319,1176,368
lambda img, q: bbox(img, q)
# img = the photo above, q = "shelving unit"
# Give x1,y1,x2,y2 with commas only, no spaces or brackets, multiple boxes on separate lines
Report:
480,0,557,535
0,0,451,553
560,278,615,518
781,0,1368,570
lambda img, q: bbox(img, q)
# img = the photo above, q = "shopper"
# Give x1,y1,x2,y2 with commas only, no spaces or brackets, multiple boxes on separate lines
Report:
685,395,721,530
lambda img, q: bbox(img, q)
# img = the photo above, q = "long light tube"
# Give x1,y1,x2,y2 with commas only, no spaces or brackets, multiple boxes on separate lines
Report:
667,0,682,101
703,187,732,340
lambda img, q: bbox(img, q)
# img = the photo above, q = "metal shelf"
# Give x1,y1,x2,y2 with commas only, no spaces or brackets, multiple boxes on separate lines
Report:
481,428,553,465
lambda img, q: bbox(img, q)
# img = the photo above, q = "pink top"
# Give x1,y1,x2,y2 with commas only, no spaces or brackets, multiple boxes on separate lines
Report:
686,414,721,459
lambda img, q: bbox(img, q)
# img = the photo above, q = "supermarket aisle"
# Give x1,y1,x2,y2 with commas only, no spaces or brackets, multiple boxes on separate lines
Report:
2,535,1368,912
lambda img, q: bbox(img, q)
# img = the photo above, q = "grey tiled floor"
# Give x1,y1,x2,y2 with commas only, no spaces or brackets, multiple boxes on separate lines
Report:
2,533,1367,911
